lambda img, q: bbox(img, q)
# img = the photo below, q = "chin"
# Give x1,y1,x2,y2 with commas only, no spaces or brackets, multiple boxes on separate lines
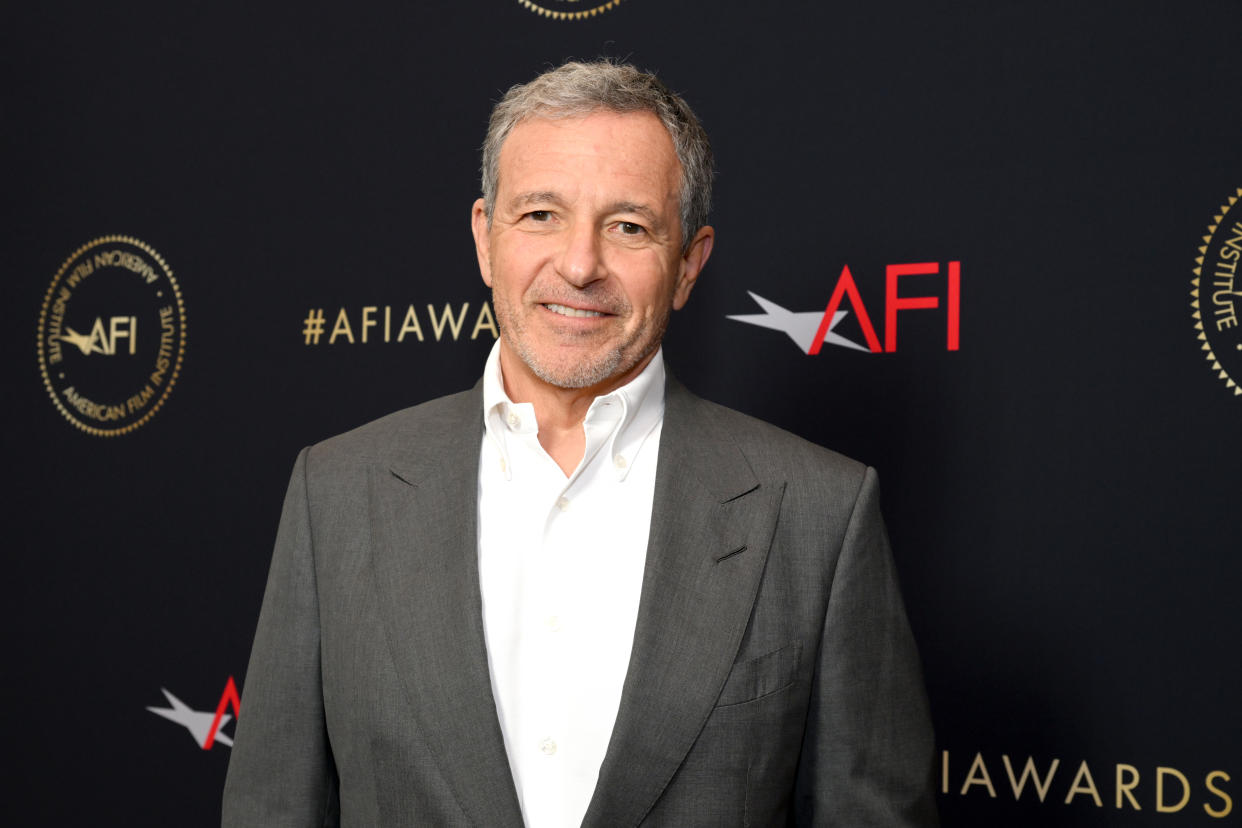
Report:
529,354,626,390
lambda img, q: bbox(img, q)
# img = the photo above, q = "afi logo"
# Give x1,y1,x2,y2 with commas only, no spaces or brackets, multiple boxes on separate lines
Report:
147,676,240,750
59,316,137,356
729,262,961,354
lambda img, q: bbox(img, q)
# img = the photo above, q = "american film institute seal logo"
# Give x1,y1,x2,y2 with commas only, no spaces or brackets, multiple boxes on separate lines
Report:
36,236,187,435
1191,188,1242,397
517,0,624,20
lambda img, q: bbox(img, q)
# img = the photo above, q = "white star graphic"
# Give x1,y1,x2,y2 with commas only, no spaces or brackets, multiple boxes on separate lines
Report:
727,292,870,353
146,688,233,748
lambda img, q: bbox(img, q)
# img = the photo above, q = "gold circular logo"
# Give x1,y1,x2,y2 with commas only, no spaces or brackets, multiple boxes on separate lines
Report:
1190,188,1242,398
36,236,187,435
517,0,624,20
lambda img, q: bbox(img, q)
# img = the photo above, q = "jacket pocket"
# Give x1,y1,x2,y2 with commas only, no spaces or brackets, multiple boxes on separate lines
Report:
715,642,801,707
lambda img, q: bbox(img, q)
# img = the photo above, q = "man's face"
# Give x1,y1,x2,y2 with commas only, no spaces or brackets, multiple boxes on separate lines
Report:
471,110,713,397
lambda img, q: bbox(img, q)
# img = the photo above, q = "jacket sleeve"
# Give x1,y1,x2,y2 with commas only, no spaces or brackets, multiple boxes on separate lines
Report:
222,448,340,827
793,466,938,826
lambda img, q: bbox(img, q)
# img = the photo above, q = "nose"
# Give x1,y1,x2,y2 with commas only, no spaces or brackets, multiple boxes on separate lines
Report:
555,220,606,288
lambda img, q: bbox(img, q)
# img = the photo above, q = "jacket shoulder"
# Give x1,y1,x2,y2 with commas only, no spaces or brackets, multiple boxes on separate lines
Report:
302,385,481,474
670,383,870,491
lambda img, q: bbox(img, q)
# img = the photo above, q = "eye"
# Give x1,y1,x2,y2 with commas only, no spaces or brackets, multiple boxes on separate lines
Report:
616,221,645,235
525,210,552,222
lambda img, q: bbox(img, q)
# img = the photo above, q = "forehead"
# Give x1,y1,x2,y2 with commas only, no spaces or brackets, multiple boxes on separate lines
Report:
496,110,681,201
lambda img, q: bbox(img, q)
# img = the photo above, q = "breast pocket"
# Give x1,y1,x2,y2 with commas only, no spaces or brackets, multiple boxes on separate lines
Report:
715,642,802,707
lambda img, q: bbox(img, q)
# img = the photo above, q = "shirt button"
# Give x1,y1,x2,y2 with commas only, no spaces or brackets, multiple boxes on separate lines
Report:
613,454,627,469
546,615,562,632
506,412,521,428
556,496,569,511
539,738,557,756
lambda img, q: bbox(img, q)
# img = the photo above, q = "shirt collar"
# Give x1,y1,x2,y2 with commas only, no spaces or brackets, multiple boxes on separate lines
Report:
481,340,666,482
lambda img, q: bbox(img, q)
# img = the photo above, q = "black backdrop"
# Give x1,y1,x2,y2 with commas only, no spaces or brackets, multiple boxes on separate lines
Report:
5,1,1240,824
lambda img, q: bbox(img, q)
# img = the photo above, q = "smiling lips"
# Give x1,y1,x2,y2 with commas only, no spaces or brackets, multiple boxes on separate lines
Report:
543,302,608,318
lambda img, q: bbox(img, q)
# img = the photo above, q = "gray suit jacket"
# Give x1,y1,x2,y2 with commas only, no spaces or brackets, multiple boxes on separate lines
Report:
222,378,937,827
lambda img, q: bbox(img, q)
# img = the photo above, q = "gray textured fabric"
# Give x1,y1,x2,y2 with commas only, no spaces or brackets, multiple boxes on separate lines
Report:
222,377,938,827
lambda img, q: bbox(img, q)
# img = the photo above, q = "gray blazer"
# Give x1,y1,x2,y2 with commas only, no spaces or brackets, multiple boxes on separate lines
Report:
222,378,937,827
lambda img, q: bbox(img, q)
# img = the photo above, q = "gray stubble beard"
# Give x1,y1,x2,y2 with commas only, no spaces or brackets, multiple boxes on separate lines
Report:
490,287,670,391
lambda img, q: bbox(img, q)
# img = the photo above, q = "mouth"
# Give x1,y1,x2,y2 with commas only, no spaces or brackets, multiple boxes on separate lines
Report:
543,302,608,318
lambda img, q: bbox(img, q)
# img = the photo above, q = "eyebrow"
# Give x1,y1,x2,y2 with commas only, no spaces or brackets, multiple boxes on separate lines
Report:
608,201,661,225
505,193,666,229
508,191,565,211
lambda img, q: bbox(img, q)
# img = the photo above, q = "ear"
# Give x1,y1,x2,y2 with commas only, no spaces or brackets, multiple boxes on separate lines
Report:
671,225,715,310
471,198,493,286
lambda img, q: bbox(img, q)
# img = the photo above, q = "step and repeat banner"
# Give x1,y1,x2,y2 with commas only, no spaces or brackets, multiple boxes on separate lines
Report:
5,1,1239,824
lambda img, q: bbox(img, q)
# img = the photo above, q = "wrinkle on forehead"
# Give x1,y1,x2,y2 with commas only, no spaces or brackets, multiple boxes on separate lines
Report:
492,111,683,243
499,113,679,187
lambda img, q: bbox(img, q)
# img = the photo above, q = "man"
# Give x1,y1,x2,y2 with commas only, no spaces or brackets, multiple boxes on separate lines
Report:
223,60,937,827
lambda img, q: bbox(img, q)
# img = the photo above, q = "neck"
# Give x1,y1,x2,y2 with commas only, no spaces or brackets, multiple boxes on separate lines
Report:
497,345,656,476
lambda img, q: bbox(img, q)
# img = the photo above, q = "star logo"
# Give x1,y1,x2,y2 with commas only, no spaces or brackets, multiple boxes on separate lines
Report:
727,292,870,354
58,326,103,355
146,677,240,750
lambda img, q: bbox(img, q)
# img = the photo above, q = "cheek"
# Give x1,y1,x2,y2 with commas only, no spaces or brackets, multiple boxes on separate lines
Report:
486,255,524,297
618,253,681,306
494,241,547,292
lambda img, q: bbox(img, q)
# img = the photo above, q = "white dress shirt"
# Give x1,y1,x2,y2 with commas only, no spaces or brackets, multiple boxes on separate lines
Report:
477,341,664,828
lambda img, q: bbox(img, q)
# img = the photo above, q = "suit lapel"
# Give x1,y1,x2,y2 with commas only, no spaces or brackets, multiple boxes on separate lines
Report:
368,386,524,827
583,379,787,828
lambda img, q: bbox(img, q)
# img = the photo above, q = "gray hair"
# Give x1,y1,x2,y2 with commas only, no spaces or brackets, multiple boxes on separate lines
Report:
480,60,713,248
